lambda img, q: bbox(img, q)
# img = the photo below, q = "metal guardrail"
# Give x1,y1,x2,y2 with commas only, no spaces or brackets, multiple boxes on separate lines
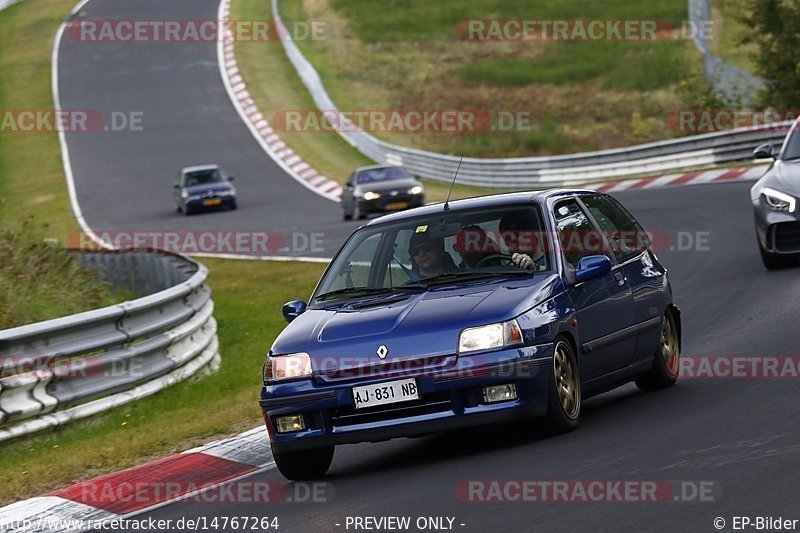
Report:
0,250,220,442
688,0,764,104
273,0,787,188
0,0,23,11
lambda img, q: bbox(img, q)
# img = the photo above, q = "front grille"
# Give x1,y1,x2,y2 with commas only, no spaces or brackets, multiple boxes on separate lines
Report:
375,194,415,208
774,221,800,252
331,392,452,427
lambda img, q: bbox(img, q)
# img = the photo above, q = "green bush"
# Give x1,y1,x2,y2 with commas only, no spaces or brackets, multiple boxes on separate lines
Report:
0,219,128,329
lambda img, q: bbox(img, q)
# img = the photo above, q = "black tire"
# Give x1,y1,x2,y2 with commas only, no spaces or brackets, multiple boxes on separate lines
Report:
229,200,238,211
635,309,680,392
759,243,796,270
544,337,581,434
176,205,182,214
183,205,194,216
272,445,334,481
343,206,353,221
354,203,366,220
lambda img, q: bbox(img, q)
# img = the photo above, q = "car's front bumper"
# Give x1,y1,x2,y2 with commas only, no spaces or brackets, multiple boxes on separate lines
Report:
754,201,800,253
358,194,425,214
185,195,236,210
261,344,553,453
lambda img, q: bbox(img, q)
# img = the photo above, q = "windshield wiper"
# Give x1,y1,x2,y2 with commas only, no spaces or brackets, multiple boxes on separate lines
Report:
314,285,424,301
314,287,393,301
409,270,529,287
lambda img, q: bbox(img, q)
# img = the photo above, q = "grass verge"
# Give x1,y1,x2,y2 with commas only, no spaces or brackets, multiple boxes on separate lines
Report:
0,0,77,239
261,0,713,157
0,220,134,329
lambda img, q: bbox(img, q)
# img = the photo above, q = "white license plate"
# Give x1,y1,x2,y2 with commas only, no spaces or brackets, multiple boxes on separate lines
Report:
352,378,419,409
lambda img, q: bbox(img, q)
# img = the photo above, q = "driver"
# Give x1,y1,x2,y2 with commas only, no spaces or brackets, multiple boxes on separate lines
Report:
499,211,546,271
408,232,457,277
453,225,500,269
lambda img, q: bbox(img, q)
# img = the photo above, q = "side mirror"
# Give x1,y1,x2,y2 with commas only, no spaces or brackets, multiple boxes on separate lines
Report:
173,184,180,189
345,182,353,188
282,300,307,323
575,255,612,283
228,176,235,181
753,143,775,160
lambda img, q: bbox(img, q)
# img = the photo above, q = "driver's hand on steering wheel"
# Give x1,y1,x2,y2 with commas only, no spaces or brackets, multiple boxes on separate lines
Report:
512,253,534,271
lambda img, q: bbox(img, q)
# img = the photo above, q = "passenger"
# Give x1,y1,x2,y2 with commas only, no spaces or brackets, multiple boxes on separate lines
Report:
408,232,457,277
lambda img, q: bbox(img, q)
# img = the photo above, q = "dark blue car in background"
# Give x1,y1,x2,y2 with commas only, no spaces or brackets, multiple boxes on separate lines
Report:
173,164,237,215
261,190,681,480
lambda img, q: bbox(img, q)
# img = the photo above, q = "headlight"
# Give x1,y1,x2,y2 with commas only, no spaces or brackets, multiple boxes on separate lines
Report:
180,191,188,199
264,352,312,382
363,191,380,200
409,186,423,195
458,319,523,354
762,188,796,212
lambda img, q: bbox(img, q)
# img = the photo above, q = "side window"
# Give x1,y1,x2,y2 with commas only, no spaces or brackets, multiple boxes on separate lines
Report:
581,195,648,263
553,200,605,269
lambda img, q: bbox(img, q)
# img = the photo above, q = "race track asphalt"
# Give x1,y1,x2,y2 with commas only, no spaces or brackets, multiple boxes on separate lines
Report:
57,0,352,258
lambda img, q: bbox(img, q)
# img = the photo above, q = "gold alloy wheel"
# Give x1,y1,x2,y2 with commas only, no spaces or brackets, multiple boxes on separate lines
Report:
554,341,580,419
661,313,680,375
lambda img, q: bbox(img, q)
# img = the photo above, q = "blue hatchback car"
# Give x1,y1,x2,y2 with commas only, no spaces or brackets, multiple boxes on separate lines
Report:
261,190,681,480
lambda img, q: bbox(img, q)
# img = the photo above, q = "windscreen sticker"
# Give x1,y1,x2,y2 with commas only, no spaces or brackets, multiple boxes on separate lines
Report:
415,225,428,233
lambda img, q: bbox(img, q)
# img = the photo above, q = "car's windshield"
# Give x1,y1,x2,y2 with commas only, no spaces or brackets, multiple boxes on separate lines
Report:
781,129,800,160
356,166,412,184
313,203,549,301
184,169,226,186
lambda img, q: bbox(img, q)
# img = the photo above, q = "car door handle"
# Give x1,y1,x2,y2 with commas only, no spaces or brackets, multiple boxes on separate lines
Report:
614,271,625,285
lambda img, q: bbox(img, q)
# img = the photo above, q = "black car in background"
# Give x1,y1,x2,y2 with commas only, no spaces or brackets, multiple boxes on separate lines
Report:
174,165,237,215
341,165,425,220
751,121,800,269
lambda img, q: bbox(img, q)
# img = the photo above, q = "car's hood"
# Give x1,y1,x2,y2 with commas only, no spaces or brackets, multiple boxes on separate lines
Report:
183,183,234,195
771,160,800,194
271,274,562,377
754,160,800,198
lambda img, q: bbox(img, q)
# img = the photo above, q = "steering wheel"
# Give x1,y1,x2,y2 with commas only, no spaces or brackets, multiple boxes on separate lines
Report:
475,253,514,268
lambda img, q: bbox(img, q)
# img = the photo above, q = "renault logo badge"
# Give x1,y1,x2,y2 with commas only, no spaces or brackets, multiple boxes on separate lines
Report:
377,345,388,359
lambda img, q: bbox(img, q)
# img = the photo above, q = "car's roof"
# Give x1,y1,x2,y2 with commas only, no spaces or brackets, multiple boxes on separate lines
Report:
366,188,596,226
182,164,220,173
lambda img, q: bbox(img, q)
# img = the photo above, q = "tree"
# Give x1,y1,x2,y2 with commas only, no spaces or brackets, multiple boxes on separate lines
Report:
738,0,800,107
